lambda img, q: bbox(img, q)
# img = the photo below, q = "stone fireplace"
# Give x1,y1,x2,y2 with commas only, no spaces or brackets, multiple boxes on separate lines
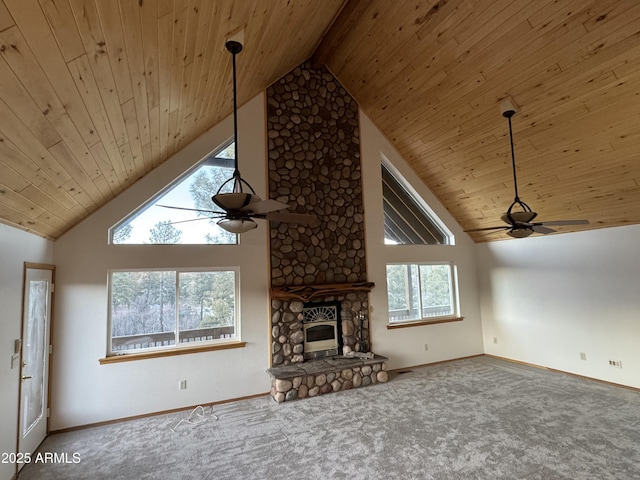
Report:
265,61,388,402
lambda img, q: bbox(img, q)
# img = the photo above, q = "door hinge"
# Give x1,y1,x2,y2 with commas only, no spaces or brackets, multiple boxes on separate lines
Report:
49,345,52,355
46,408,50,418
51,283,55,293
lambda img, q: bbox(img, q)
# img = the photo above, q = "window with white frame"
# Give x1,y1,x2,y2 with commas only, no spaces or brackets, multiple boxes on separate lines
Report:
386,263,457,323
109,141,238,245
108,268,238,354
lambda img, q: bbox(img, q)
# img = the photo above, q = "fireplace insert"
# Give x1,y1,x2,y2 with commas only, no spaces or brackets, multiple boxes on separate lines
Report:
302,301,342,359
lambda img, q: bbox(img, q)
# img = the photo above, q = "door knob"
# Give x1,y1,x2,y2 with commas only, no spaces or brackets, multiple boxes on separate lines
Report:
22,375,33,381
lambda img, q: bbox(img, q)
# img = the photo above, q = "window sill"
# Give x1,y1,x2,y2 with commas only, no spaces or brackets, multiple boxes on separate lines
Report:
98,341,247,364
387,317,464,329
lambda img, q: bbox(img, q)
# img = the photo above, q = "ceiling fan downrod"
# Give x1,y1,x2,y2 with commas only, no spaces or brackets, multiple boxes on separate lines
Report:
502,108,535,224
211,38,260,232
213,40,257,200
227,40,245,189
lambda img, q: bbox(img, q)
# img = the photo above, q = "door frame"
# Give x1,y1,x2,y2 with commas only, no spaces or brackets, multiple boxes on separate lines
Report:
15,262,55,474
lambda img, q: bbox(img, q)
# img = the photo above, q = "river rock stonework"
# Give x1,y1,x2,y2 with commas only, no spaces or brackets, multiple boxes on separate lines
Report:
267,62,370,367
267,356,388,403
271,292,370,366
267,61,365,288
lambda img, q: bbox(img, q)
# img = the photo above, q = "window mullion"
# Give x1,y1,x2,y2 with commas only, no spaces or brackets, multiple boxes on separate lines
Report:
404,265,412,319
175,271,180,346
417,266,424,320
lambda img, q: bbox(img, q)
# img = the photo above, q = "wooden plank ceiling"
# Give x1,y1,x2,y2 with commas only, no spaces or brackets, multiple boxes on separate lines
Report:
0,0,345,239
318,0,640,241
1,0,640,242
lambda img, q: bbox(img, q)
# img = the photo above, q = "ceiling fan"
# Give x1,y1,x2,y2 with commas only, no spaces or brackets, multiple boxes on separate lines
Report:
159,33,318,234
465,99,589,239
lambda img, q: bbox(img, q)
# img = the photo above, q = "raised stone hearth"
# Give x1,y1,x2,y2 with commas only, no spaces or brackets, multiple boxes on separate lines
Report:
267,355,388,403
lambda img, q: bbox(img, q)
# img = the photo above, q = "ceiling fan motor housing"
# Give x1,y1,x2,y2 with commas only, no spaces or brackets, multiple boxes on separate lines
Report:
225,40,243,55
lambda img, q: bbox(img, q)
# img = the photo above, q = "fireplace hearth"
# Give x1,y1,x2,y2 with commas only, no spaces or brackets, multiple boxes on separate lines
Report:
267,354,389,402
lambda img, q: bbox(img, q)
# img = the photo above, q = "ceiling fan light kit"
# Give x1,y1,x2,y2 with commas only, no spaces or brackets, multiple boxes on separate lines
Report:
463,98,589,239
217,217,258,234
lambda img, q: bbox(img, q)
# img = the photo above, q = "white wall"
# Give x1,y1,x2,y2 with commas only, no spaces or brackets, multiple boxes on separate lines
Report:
0,224,54,480
359,112,484,369
478,225,640,388
51,94,271,430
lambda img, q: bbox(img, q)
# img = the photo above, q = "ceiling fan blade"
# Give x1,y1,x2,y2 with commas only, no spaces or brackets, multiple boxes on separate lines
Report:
241,199,290,214
535,219,590,226
168,216,223,226
532,225,556,235
157,204,225,215
464,225,510,233
264,212,320,226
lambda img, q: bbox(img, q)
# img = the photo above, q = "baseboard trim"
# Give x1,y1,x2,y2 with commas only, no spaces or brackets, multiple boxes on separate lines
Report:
50,391,270,434
391,353,640,393
484,354,640,393
388,353,485,373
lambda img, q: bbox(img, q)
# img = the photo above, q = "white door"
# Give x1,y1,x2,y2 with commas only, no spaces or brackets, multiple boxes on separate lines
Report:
18,266,53,466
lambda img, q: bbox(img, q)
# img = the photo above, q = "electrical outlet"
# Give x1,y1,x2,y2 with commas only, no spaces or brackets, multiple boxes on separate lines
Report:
608,359,622,368
580,352,586,361
424,344,429,351
493,337,498,344
179,379,187,390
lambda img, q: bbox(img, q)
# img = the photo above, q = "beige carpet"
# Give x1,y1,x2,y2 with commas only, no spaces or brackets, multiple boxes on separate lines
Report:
18,356,640,479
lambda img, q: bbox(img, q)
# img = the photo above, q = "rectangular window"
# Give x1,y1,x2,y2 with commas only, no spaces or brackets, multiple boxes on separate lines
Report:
386,263,457,323
109,268,238,354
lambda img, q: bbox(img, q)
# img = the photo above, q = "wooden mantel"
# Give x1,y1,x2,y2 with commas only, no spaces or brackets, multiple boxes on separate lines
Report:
270,282,375,302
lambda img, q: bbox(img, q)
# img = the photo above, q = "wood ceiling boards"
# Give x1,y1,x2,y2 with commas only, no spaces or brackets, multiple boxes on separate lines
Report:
0,0,345,239
319,0,640,241
1,0,640,243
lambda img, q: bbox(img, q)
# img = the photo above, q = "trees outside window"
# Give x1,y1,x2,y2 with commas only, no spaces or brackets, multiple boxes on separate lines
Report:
109,269,238,353
386,263,457,323
110,141,237,245
148,221,182,244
